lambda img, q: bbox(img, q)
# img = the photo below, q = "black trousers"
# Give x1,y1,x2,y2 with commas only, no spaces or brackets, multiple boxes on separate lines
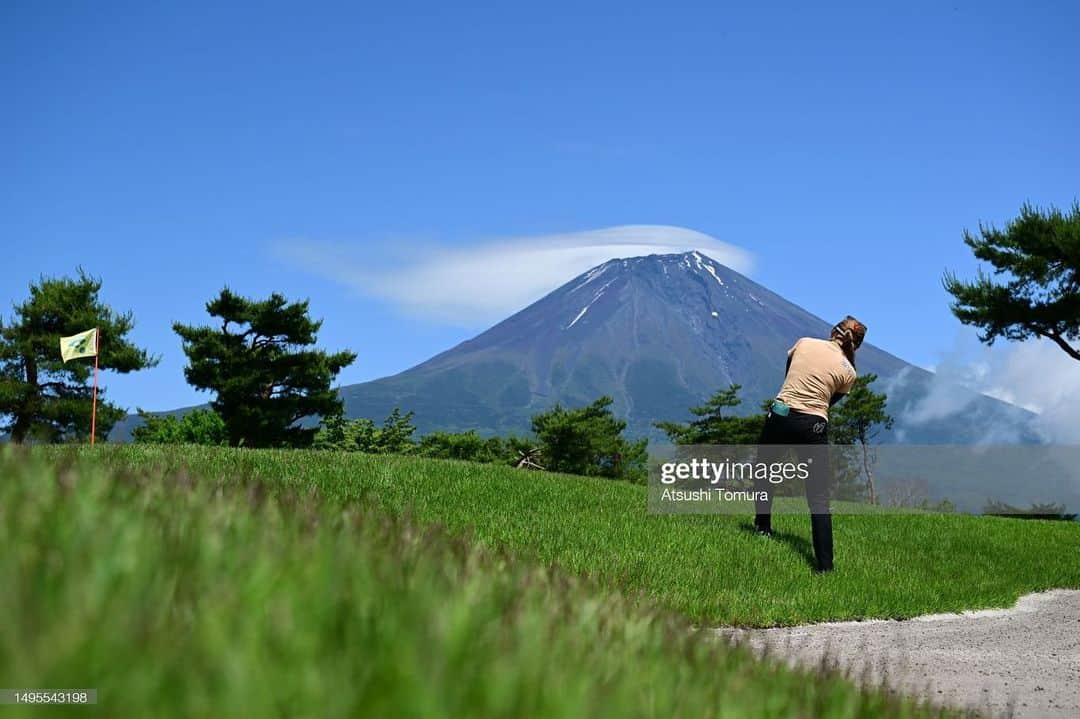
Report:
753,408,834,571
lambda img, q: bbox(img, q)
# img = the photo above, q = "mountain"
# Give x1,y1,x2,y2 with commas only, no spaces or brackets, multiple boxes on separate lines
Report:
338,251,1039,444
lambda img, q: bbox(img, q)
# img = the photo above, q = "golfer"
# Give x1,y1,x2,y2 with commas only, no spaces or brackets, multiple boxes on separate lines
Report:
753,316,867,572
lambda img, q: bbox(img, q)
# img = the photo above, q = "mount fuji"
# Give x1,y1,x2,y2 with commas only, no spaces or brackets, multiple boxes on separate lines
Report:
337,251,1038,444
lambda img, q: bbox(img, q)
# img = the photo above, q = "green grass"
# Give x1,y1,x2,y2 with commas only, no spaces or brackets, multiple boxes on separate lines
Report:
68,445,1080,626
1,447,952,718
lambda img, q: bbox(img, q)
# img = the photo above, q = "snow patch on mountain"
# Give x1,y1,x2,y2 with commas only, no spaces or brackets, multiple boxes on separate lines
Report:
570,263,611,293
691,250,727,288
566,279,616,329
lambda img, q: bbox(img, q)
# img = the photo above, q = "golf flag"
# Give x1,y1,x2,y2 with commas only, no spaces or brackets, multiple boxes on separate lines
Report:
59,327,102,445
60,328,99,363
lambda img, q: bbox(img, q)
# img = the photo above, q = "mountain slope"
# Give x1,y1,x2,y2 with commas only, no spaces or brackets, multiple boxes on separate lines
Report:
340,251,1038,443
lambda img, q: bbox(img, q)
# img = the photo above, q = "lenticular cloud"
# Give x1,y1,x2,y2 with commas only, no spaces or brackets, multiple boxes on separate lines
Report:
278,225,754,325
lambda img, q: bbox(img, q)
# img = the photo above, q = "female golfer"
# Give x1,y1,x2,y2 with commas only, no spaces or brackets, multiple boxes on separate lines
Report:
753,316,867,572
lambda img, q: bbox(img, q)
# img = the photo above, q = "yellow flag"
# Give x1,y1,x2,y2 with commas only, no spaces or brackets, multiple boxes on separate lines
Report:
60,328,99,363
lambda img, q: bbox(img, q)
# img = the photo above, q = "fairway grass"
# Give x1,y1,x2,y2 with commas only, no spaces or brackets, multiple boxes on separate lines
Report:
73,445,1080,627
1,448,953,718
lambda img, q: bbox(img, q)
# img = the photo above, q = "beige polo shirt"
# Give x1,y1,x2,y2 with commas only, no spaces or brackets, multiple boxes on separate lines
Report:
775,338,857,421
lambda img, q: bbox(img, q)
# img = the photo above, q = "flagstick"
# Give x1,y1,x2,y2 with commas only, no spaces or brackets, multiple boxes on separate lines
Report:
90,327,99,446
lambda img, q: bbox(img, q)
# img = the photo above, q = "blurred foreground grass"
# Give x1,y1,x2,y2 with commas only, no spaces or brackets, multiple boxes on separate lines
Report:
0,447,955,718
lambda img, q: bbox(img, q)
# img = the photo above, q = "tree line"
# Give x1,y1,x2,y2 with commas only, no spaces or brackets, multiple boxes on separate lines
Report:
134,396,650,482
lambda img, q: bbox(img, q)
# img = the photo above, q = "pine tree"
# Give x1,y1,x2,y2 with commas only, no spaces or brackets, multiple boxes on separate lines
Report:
174,289,356,448
944,202,1080,361
654,384,766,445
0,269,157,443
532,396,648,483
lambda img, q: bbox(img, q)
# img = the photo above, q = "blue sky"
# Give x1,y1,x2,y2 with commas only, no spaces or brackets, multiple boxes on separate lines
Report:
3,1,1078,416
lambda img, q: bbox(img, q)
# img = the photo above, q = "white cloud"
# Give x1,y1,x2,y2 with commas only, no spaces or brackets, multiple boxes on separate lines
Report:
276,225,753,325
901,331,1080,443
976,340,1080,442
